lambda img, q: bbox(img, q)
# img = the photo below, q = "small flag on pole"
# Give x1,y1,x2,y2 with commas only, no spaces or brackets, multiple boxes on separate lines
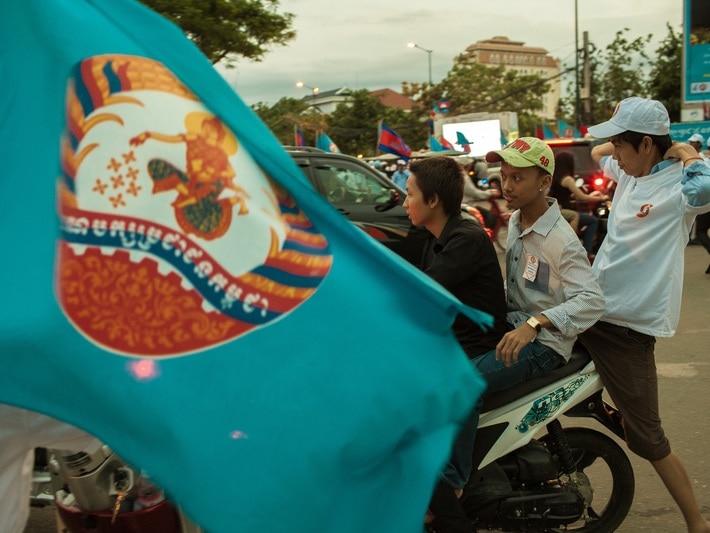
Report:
294,125,305,146
378,123,412,161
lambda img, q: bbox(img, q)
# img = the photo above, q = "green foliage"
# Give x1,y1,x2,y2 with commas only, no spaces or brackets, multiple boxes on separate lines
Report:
648,24,682,122
251,97,309,145
327,90,386,156
560,28,660,125
138,0,295,66
406,59,550,137
592,29,651,120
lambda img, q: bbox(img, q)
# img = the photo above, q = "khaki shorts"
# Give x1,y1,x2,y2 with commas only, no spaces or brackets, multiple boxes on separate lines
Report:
560,209,578,224
578,321,671,461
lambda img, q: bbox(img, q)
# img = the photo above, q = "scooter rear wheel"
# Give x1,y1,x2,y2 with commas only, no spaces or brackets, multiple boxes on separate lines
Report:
542,427,635,532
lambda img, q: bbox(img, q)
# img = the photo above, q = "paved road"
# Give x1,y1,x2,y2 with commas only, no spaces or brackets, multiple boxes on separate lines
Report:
26,246,710,532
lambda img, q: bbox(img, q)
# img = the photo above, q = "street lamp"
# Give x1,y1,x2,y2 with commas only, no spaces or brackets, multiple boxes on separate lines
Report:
407,42,433,85
296,81,319,108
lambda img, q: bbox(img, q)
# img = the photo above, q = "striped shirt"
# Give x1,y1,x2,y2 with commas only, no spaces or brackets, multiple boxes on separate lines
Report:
505,199,604,360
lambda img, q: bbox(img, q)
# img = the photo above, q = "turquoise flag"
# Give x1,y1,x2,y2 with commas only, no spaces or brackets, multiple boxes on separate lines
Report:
429,135,445,151
558,119,580,138
0,1,488,531
316,132,341,153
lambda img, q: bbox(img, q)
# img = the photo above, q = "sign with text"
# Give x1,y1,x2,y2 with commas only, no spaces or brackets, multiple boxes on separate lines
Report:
670,120,710,142
684,0,710,103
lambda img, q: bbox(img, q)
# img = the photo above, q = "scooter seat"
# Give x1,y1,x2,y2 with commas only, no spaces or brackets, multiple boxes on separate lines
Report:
480,346,591,413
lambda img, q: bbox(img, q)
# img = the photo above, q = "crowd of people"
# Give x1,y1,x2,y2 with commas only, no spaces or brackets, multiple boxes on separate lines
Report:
687,133,710,273
399,98,710,532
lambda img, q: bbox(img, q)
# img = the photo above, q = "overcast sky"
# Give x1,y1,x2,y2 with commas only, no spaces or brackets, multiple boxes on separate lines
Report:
220,0,681,107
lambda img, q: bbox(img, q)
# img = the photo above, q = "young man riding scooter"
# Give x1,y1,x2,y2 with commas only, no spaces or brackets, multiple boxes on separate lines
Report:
406,143,604,533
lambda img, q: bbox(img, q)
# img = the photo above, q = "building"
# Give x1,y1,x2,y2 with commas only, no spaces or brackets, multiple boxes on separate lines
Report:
301,86,417,115
369,88,418,112
460,36,561,120
300,86,352,114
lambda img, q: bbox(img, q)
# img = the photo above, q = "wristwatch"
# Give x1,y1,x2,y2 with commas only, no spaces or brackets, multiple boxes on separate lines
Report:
526,316,542,333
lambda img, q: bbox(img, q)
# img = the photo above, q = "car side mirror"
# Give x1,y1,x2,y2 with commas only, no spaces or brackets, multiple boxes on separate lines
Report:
375,189,400,212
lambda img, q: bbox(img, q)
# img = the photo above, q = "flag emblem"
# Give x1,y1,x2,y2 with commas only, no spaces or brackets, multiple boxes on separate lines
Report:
57,55,332,357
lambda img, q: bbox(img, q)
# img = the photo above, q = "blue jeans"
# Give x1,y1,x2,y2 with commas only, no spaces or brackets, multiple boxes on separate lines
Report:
443,340,563,489
578,212,598,253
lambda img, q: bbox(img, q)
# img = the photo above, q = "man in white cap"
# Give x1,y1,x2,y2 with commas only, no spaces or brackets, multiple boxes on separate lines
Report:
687,133,708,161
585,97,710,532
391,159,410,190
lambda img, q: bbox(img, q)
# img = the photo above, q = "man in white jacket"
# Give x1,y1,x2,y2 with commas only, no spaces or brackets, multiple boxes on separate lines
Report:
584,97,710,533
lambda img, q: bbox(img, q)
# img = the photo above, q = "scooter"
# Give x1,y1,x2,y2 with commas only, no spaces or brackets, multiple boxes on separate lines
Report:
31,445,203,532
457,347,634,532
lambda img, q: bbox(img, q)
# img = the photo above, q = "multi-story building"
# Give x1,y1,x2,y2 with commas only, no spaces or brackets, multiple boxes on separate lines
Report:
459,36,561,120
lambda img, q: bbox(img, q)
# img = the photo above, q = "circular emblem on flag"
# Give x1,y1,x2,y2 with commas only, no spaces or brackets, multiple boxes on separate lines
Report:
56,55,332,357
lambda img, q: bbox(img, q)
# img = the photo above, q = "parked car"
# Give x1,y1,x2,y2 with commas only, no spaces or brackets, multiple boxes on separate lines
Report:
285,147,433,268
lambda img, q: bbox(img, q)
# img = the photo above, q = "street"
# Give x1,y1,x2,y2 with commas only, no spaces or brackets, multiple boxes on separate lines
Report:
26,245,710,532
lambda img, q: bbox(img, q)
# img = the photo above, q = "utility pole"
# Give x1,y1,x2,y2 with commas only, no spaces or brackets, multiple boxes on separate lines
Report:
582,31,592,126
574,0,580,128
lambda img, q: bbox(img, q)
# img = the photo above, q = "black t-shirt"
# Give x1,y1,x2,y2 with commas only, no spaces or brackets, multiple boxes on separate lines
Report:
549,175,573,210
424,215,508,359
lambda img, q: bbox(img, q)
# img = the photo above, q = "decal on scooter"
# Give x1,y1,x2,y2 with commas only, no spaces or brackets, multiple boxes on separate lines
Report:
55,54,333,357
516,375,589,433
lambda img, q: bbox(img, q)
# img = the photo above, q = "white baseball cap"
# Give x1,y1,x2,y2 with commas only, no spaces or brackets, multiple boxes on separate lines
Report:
688,133,704,144
588,97,670,138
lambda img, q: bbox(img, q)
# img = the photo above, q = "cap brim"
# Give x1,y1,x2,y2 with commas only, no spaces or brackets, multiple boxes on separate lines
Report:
485,149,536,168
588,119,626,139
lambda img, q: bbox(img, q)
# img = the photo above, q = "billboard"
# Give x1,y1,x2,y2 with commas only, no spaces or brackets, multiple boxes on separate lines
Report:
684,0,710,103
442,119,502,158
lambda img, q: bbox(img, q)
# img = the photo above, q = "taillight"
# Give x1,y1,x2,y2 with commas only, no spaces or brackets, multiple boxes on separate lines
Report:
593,177,605,188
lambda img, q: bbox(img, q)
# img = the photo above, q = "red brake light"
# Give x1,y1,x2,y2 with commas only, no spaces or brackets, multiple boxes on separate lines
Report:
593,177,605,188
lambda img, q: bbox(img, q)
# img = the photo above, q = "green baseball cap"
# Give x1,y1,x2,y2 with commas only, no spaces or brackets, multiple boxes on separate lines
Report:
485,137,555,175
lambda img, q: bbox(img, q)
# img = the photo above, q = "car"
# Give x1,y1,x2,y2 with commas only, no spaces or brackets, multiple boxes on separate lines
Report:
544,138,610,193
285,147,433,267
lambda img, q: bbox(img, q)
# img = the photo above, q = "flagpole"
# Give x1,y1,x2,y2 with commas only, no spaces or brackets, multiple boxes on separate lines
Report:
376,119,383,156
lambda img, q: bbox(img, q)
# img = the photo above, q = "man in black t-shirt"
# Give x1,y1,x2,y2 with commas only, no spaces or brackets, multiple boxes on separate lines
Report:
404,156,507,532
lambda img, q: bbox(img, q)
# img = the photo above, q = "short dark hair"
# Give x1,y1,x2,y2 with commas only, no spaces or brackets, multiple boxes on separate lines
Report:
409,156,464,216
553,151,575,180
616,131,673,154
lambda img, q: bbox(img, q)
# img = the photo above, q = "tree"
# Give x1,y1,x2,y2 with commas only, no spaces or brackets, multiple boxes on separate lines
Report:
251,97,309,145
647,24,682,122
328,90,386,156
419,59,550,137
560,28,652,125
323,91,429,156
139,0,295,66
591,29,651,121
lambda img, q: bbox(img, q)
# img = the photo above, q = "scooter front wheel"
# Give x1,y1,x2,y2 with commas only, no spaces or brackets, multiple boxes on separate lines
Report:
542,427,635,532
